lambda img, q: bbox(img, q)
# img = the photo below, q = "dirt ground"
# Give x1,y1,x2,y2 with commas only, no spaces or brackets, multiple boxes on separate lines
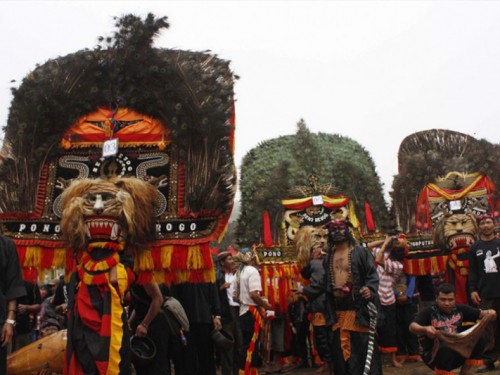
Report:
283,358,500,374
280,361,433,375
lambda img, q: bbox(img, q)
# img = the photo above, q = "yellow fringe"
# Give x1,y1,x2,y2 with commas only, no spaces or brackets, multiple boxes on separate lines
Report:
187,245,202,270
419,258,426,273
153,271,165,284
24,246,41,268
176,270,190,284
53,248,66,268
161,245,173,269
135,251,155,271
406,259,414,274
203,269,216,283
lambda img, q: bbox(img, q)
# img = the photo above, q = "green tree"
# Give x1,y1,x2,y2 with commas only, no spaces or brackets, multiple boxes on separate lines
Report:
236,121,388,246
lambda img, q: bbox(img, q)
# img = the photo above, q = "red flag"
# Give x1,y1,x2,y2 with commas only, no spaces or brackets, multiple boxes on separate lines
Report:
263,210,273,247
365,201,375,232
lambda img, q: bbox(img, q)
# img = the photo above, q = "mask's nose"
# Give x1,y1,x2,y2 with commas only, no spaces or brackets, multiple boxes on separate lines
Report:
93,194,104,215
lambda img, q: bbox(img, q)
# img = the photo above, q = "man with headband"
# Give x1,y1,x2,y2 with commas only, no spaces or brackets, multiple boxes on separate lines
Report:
468,213,500,372
296,219,381,374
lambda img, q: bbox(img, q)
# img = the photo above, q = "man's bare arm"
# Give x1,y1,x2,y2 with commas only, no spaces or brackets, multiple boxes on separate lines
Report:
409,322,436,339
249,290,272,310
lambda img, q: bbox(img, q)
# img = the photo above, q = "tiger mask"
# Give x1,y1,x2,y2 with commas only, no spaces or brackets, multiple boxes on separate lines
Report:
432,212,478,250
60,177,158,253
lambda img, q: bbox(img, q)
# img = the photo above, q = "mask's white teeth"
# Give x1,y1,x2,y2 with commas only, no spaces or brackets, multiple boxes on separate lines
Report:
111,223,119,240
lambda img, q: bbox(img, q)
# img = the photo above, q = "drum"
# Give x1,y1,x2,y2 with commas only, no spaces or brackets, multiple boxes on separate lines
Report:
7,329,67,375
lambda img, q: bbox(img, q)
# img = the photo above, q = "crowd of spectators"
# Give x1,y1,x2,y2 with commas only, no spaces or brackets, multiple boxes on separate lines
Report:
3,214,500,375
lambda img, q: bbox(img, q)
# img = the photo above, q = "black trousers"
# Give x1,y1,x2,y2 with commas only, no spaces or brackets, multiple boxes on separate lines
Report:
377,304,398,351
167,328,187,375
0,345,6,375
184,322,216,375
219,306,242,375
313,325,333,363
293,318,311,365
481,298,500,365
395,301,419,356
331,329,382,375
134,314,170,375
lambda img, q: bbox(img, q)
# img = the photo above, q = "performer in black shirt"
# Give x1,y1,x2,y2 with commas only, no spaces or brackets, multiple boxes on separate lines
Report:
410,283,495,374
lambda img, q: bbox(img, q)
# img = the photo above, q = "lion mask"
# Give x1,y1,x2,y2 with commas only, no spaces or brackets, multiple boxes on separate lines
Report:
60,177,158,252
432,212,477,250
295,225,329,267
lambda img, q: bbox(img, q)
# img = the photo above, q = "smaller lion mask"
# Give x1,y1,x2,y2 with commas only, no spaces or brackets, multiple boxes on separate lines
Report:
295,225,329,267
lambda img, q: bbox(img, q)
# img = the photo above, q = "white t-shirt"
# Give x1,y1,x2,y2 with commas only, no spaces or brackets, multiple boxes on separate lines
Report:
225,272,239,307
236,265,262,316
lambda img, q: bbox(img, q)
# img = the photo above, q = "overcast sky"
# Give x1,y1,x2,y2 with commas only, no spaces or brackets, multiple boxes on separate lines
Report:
1,1,499,201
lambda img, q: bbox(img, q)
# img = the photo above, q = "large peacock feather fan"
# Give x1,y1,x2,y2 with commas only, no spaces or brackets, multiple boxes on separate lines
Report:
391,129,500,232
0,14,236,216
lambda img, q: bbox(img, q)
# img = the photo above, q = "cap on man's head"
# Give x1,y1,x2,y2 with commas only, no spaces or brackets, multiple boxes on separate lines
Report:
217,251,232,262
234,247,257,265
240,247,255,257
476,213,493,225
